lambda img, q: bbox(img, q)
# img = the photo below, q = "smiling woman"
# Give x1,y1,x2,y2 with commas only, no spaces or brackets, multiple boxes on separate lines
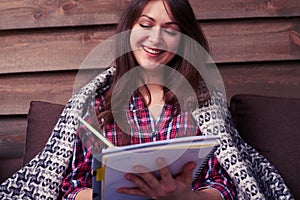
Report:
61,0,235,199
0,0,296,200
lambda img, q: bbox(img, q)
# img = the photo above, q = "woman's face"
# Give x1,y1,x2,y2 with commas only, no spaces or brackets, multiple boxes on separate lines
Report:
130,0,181,71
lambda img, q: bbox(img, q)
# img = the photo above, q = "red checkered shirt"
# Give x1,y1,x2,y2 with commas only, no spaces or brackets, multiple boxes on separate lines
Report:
61,93,236,199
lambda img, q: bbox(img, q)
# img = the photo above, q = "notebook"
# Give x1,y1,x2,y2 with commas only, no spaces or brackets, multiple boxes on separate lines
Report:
92,135,219,200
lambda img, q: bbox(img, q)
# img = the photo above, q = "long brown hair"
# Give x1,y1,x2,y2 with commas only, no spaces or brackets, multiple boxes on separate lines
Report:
98,0,209,127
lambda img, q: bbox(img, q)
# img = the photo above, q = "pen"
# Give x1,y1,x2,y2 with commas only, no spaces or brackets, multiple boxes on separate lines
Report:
77,115,115,148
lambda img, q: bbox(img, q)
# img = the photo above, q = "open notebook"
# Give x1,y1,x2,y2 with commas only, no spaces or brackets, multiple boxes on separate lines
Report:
92,135,219,200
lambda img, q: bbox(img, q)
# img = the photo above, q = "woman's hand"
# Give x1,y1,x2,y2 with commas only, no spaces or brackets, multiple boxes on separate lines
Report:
117,158,197,200
74,188,92,200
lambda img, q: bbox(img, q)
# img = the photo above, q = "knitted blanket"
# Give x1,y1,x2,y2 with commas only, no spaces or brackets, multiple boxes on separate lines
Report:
0,67,294,200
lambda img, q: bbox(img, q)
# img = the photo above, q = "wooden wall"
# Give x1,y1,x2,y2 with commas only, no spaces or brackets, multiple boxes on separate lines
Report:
0,0,299,181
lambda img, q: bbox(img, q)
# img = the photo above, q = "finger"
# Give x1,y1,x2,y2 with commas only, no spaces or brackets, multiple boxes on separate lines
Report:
156,157,173,182
126,172,152,191
177,161,196,184
133,165,160,186
118,187,158,200
126,171,158,195
118,173,160,198
117,186,147,197
156,157,179,194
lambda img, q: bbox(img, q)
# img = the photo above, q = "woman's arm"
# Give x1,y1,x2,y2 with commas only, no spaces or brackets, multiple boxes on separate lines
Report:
193,155,236,200
60,132,93,199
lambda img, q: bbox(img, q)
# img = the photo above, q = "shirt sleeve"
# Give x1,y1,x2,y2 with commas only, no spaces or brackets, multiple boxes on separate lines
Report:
60,131,93,200
192,154,237,200
60,96,105,199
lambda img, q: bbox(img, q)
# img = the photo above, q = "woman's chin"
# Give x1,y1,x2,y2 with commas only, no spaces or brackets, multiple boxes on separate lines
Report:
139,62,165,71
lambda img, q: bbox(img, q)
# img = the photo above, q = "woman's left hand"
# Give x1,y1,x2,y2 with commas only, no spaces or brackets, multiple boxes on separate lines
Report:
117,158,196,200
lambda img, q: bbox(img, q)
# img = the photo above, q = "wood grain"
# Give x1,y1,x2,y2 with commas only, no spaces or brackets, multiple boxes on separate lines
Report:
0,0,127,30
219,62,300,101
0,26,115,74
1,19,299,74
203,18,300,63
191,0,300,19
0,0,299,30
0,71,77,115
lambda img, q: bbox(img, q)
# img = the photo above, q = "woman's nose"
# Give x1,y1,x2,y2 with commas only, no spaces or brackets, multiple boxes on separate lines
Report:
148,27,162,44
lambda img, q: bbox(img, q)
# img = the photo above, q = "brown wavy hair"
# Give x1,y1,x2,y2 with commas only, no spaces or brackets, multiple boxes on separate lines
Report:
98,0,210,128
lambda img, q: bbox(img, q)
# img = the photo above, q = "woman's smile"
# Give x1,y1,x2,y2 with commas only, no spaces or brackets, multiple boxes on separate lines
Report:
142,45,164,57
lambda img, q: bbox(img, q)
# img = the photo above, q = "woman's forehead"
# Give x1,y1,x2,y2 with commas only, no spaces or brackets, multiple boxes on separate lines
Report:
139,0,174,23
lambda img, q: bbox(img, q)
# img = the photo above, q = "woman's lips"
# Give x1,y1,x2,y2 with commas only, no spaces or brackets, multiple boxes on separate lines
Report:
142,46,164,57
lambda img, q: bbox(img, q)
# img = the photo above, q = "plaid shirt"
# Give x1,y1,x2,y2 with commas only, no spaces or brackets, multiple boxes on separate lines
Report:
61,94,236,199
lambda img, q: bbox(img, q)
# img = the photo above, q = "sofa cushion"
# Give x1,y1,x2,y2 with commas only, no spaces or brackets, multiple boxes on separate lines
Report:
0,158,23,184
24,101,64,165
230,94,300,199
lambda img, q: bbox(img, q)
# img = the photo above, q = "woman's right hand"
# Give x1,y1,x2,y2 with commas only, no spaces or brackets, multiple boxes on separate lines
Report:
75,188,92,200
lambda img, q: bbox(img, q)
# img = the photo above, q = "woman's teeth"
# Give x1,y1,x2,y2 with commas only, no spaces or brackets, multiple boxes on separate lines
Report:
143,46,162,55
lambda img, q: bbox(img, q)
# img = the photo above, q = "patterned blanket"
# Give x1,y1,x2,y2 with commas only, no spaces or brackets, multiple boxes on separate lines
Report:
0,67,294,199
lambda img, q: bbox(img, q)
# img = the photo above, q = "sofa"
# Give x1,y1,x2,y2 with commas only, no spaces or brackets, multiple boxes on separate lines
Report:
0,94,299,199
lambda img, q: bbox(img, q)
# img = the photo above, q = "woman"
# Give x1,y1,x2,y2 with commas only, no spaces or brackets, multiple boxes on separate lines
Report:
61,0,236,199
0,0,293,200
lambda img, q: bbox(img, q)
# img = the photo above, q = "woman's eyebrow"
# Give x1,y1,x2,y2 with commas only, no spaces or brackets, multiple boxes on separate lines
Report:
140,15,179,26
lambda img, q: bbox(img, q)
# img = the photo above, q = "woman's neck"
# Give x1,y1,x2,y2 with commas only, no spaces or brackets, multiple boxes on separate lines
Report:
139,84,164,104
139,84,164,120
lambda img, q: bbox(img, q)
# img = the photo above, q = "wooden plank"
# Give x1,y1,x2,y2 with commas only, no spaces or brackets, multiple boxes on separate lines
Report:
0,68,100,115
0,71,77,115
191,0,300,20
0,0,123,30
202,18,300,63
218,62,300,102
0,0,299,30
1,19,300,74
0,26,115,74
0,116,26,158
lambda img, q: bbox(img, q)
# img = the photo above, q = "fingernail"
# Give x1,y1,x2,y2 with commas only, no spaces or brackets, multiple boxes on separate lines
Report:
133,166,143,172
157,158,162,163
156,158,167,168
125,173,132,180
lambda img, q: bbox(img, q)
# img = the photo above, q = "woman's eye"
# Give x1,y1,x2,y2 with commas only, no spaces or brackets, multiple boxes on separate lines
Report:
140,24,151,29
164,29,178,36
